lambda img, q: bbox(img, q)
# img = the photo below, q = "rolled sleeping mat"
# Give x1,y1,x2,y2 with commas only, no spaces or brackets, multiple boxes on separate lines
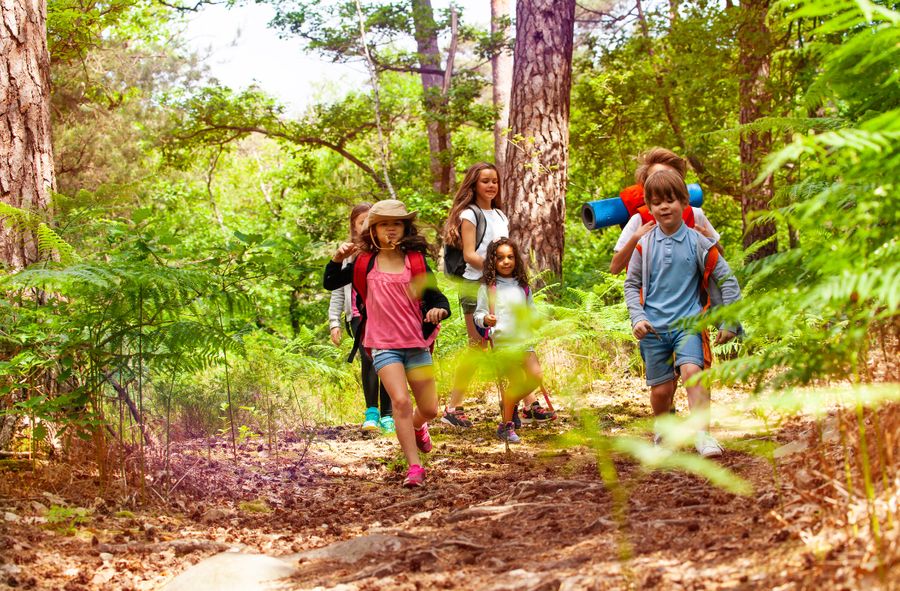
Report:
580,183,704,230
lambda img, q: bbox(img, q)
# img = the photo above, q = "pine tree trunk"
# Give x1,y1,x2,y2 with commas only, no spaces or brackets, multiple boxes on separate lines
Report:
737,0,776,261
491,0,513,172
411,0,454,195
1,0,54,270
1,0,54,449
503,0,575,280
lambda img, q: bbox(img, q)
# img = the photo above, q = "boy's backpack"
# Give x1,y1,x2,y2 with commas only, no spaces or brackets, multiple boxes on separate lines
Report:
443,205,506,277
347,250,435,362
620,184,696,228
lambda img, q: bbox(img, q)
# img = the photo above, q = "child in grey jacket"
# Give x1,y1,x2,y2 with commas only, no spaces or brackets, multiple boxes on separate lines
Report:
623,170,741,457
328,203,393,433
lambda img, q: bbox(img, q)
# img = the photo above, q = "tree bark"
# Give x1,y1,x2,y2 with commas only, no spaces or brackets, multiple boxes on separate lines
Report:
491,0,513,172
737,0,777,261
411,0,454,194
503,0,575,280
1,0,55,270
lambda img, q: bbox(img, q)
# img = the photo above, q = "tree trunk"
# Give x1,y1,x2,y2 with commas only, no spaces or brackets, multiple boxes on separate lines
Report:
1,0,54,270
1,0,55,450
503,0,575,280
411,0,454,195
491,0,513,172
737,0,777,261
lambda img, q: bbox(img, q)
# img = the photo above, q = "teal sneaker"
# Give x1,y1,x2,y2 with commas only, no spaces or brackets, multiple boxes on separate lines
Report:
379,415,396,434
362,407,380,432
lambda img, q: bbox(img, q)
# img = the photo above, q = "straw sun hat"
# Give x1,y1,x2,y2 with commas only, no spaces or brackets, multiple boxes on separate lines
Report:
361,199,418,232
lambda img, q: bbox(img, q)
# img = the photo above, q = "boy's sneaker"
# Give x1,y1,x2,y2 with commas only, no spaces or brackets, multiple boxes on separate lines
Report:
695,432,724,458
511,404,522,429
441,407,473,428
379,415,395,434
414,423,432,453
362,407,380,432
521,401,555,424
496,421,521,444
403,464,425,488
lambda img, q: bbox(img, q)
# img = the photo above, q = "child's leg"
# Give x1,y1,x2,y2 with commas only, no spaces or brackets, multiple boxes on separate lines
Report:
408,365,439,427
672,329,711,429
359,343,382,410
378,362,420,467
501,352,542,422
446,312,481,409
680,363,709,429
650,380,676,415
639,333,678,415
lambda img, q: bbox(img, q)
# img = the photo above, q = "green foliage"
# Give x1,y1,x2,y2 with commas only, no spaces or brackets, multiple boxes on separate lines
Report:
45,505,91,535
704,0,900,390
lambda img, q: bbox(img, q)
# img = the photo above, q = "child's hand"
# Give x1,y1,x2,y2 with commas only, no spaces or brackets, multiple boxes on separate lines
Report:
424,308,448,323
633,320,655,340
695,223,715,240
483,314,497,327
634,220,656,239
332,242,358,262
715,329,736,345
330,327,342,346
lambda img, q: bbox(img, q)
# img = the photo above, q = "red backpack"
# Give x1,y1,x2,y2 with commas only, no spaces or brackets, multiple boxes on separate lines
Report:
347,251,430,362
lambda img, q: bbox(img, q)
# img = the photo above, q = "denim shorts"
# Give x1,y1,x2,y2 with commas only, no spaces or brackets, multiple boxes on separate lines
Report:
371,347,433,373
638,328,705,386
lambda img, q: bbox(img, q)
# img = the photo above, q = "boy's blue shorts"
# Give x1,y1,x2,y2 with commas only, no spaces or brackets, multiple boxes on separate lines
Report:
638,328,705,386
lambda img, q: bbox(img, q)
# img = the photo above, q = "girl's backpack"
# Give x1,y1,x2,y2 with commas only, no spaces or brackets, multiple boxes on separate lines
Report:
443,206,507,277
346,250,435,362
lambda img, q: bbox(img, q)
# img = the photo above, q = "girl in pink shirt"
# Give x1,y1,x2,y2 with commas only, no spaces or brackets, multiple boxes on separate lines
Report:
323,200,450,488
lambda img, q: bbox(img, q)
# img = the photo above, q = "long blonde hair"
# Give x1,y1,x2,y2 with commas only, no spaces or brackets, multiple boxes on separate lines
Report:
442,162,503,246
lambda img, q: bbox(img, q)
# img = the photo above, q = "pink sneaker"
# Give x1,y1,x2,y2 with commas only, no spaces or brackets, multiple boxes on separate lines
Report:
414,423,432,453
403,464,426,488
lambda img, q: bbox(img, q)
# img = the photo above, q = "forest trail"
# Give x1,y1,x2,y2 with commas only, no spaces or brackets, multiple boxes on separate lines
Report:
0,380,888,591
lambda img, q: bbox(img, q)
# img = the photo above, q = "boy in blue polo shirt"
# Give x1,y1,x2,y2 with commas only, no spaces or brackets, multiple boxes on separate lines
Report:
624,169,741,457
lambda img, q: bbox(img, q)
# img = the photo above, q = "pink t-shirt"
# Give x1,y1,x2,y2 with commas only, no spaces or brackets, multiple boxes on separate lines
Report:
363,256,434,350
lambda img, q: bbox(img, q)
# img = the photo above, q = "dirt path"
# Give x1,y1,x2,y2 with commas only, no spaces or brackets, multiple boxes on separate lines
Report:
0,380,892,590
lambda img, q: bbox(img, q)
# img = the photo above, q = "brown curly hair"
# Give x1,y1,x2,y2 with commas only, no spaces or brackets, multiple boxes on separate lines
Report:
442,162,503,247
356,219,435,258
482,237,529,289
634,147,687,185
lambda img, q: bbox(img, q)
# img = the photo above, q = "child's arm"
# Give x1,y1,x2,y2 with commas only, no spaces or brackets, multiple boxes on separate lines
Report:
610,216,656,274
421,265,451,323
323,243,356,290
327,286,346,345
710,252,742,341
473,285,490,328
623,247,649,330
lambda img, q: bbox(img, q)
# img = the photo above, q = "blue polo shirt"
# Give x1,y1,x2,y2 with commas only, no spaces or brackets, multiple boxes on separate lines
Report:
643,222,702,331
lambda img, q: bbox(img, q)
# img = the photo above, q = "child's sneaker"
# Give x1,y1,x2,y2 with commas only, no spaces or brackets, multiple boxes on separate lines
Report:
362,407,380,432
379,415,395,434
521,401,555,424
695,431,724,458
441,407,473,428
511,404,522,429
403,464,425,488
496,421,521,444
414,423,432,453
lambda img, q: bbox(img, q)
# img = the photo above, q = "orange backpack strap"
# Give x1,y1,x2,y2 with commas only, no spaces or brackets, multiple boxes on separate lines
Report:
637,205,654,225
699,247,719,311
